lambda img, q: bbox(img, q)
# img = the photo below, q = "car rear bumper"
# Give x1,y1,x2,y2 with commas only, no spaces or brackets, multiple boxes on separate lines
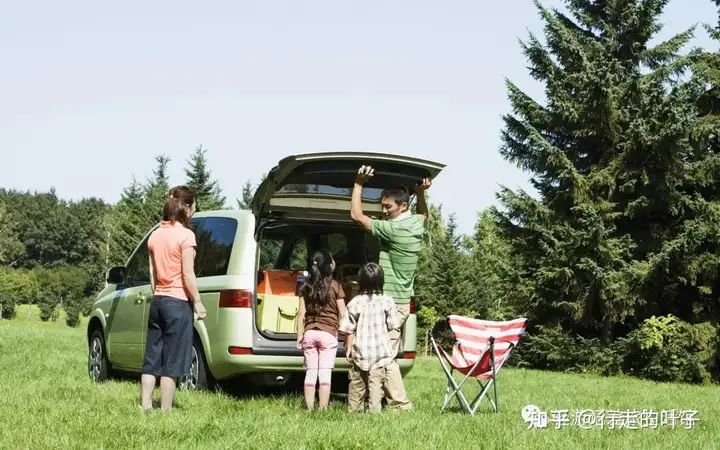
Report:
211,354,417,380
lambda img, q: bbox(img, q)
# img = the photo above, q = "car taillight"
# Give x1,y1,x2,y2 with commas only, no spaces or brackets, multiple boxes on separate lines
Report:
219,290,253,308
228,346,253,355
409,298,416,314
402,352,416,359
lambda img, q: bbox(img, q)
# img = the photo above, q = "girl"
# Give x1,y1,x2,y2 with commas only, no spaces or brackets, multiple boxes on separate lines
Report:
296,249,347,410
140,186,207,412
339,263,399,413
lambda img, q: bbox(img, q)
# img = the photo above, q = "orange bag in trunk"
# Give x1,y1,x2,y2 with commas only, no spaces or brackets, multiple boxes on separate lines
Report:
257,270,302,296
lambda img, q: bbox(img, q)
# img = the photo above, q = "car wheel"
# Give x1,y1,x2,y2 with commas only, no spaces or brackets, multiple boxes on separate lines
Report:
88,329,112,382
179,337,212,390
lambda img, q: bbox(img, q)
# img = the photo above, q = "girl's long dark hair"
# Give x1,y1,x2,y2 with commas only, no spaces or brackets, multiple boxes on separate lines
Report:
302,249,334,316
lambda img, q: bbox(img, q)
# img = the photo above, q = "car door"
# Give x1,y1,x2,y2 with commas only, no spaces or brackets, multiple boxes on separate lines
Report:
106,233,153,370
252,151,445,222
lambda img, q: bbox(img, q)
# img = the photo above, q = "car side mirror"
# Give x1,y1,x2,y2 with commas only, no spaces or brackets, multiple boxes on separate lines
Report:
107,266,127,285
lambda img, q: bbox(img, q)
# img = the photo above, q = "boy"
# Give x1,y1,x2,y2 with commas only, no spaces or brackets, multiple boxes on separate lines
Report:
350,165,432,411
339,263,399,413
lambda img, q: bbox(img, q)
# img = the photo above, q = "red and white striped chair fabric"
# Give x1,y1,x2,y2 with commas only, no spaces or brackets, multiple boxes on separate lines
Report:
431,315,527,415
444,316,527,378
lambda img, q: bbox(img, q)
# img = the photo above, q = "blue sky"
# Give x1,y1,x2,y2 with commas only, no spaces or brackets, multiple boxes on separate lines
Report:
1,0,717,234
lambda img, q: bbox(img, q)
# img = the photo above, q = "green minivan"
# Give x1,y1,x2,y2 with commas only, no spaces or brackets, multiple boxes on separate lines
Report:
87,152,445,389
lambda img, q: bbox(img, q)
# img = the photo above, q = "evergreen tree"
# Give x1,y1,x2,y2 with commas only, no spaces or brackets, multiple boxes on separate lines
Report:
467,209,515,320
415,208,473,320
145,154,171,221
107,177,150,266
236,180,255,210
641,2,720,323
185,146,225,210
495,0,699,341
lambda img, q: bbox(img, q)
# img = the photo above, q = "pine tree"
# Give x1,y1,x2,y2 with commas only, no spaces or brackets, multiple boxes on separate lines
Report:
185,146,225,210
641,2,720,322
415,208,473,320
107,177,152,265
467,209,515,320
495,0,699,341
145,154,171,221
236,180,255,210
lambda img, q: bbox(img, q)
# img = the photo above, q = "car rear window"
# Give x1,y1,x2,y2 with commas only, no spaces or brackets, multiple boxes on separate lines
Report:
277,184,384,200
192,217,237,277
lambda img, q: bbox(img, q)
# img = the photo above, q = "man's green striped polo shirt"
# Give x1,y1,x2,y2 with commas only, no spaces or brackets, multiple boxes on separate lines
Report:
370,212,425,303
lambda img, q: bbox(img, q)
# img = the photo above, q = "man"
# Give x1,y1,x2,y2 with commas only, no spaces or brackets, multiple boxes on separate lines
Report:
350,165,431,410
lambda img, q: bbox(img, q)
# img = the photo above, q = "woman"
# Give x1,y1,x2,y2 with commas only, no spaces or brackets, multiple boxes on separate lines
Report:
140,185,207,412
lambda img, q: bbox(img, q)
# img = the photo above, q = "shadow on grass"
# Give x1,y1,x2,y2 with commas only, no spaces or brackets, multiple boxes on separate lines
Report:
216,373,350,401
111,370,348,403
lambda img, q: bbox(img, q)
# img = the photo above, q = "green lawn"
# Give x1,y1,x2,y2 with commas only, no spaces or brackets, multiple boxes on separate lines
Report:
1,305,718,449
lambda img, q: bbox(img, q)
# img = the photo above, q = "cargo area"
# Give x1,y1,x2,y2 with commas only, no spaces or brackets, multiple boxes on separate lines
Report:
254,221,378,339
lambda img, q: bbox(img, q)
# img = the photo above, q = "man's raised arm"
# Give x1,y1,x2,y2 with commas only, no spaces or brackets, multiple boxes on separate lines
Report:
351,165,374,231
415,177,432,220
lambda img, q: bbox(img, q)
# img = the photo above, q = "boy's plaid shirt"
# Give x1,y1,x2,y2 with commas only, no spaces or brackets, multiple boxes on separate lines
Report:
339,294,399,371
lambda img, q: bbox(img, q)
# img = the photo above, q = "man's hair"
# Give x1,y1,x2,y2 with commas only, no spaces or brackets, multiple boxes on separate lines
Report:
381,185,410,206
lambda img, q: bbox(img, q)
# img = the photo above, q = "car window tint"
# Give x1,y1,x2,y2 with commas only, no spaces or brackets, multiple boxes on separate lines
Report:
192,217,238,277
126,235,151,286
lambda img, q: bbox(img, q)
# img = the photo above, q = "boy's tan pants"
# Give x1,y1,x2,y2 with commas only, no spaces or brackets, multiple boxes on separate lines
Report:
348,365,385,413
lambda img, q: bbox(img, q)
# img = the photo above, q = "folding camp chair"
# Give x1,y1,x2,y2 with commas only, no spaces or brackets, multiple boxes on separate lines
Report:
430,315,527,415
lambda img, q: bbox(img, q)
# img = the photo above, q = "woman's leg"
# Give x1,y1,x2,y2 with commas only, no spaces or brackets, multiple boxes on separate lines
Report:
140,374,156,410
158,299,193,411
140,299,162,410
160,377,176,411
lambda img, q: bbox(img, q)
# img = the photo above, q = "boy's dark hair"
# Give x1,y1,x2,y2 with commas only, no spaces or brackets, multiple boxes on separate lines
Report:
358,262,384,296
163,185,196,228
381,185,410,206
302,249,334,316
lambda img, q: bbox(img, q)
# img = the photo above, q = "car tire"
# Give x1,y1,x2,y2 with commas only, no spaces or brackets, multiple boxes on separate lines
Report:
88,328,112,382
180,336,213,390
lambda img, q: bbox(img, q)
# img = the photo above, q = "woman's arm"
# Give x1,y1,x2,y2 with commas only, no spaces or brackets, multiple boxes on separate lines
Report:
148,254,156,294
182,247,206,319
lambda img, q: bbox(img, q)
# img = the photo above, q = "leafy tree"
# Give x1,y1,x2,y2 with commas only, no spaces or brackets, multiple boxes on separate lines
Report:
0,268,40,319
0,199,23,266
36,267,86,322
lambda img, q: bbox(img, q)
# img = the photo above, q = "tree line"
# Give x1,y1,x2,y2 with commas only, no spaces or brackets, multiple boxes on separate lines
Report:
0,146,230,326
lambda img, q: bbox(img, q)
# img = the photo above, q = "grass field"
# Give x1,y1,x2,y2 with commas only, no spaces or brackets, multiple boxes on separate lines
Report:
1,305,718,449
